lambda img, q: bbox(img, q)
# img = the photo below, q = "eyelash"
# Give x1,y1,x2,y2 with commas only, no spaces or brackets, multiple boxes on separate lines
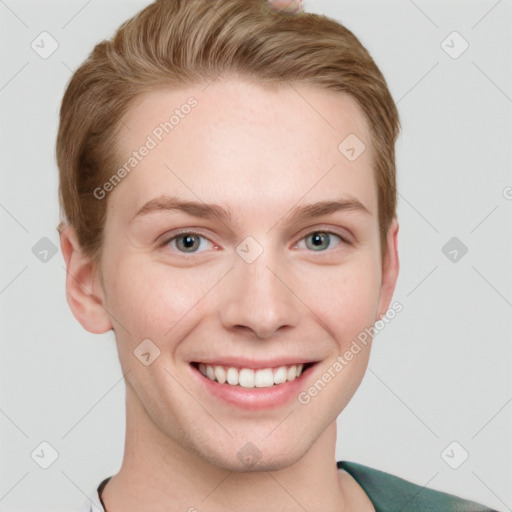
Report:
159,228,352,254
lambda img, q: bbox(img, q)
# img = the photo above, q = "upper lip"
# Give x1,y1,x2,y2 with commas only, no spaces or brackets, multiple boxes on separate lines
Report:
192,357,318,369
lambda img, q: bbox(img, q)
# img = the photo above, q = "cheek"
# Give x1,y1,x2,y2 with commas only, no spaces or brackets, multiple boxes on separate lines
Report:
103,256,218,337
299,255,381,345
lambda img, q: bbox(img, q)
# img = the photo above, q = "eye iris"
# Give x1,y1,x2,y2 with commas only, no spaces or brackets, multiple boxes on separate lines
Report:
177,234,199,252
306,232,330,251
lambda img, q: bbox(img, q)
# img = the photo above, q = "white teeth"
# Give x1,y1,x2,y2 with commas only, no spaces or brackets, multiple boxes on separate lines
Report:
287,365,297,381
273,366,287,384
226,367,239,386
255,368,274,388
239,369,255,388
199,363,307,388
214,365,226,384
206,365,215,380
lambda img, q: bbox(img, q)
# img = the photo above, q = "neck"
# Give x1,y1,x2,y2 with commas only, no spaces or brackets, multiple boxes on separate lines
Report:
101,384,350,512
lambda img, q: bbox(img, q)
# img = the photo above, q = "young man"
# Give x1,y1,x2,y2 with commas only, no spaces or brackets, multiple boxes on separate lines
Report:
57,1,500,510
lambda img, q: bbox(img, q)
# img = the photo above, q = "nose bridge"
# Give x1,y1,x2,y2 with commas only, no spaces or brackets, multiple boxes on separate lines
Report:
219,241,302,338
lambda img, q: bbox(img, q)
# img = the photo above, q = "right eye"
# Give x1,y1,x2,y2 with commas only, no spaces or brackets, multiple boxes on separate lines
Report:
161,231,215,254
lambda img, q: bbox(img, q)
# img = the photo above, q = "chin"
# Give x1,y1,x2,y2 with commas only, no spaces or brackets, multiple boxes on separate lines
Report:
209,450,304,473
186,431,313,473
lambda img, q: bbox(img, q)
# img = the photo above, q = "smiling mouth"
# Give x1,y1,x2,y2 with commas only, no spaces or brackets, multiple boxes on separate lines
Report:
191,362,315,389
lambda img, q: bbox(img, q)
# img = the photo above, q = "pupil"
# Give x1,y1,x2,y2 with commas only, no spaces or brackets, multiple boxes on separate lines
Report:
309,232,329,251
180,235,197,251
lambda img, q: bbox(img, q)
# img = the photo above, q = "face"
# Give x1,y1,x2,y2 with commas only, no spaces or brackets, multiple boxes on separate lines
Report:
83,78,398,471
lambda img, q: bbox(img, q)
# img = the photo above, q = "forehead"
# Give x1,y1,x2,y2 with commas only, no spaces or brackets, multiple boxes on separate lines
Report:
109,78,377,223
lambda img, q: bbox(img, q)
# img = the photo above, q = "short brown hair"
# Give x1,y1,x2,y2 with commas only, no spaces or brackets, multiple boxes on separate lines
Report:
56,0,400,264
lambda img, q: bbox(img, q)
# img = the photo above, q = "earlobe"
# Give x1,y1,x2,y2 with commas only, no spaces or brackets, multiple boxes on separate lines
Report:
376,218,400,321
59,224,113,334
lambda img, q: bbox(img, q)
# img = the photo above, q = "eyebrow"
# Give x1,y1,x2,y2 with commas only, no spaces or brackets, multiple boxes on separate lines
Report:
130,194,371,225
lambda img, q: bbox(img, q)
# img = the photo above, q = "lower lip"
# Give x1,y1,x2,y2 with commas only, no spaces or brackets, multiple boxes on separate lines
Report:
189,363,316,410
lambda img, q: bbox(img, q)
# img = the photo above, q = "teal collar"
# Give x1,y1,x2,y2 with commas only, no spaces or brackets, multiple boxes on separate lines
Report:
338,461,498,512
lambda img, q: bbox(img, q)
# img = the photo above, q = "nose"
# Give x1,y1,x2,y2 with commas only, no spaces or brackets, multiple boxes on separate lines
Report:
219,249,302,339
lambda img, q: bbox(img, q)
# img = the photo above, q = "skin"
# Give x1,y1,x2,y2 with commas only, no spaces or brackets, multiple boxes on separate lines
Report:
266,0,303,15
60,77,399,511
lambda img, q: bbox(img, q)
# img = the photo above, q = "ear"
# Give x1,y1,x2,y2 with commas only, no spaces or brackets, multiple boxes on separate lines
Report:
59,224,113,334
376,217,400,321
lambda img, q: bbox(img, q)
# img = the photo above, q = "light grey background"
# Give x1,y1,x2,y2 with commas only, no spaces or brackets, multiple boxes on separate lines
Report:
1,0,511,511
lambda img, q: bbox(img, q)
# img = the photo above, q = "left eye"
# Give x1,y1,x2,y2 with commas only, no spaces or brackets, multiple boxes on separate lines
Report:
296,231,343,252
